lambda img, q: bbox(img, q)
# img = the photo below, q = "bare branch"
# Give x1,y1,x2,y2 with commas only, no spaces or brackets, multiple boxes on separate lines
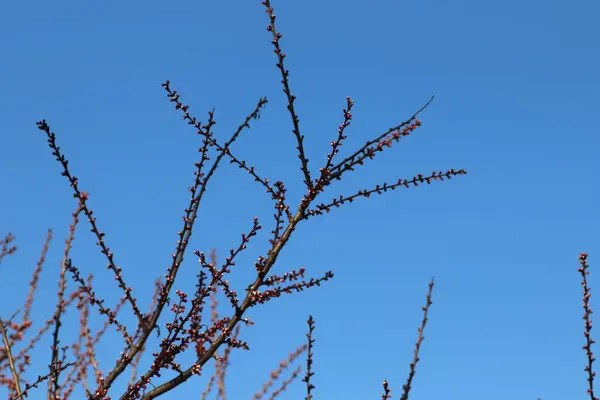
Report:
326,97,434,183
261,0,313,190
252,344,307,400
579,253,598,400
306,169,467,218
302,315,316,400
36,120,146,327
49,202,83,398
400,278,435,400
1,317,22,399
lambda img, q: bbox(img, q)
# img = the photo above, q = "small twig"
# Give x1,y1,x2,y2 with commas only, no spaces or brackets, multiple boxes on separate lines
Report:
251,343,307,400
327,97,434,182
262,0,313,190
400,278,435,400
302,316,315,400
23,229,52,324
49,202,83,398
267,364,302,400
579,253,598,400
306,169,467,218
36,120,146,327
1,317,23,398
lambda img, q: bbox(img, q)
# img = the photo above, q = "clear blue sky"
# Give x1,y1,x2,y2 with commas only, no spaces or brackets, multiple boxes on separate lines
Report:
2,0,599,399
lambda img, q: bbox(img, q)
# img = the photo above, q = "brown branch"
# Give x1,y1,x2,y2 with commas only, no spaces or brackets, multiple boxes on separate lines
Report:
302,316,316,400
23,229,52,324
326,96,434,183
49,202,83,398
129,279,162,387
7,361,76,400
162,82,290,218
199,370,217,400
315,96,354,191
306,169,467,218
65,259,133,348
1,230,52,365
262,0,313,190
200,253,223,400
60,289,94,399
215,325,241,400
400,278,435,400
252,343,307,400
268,364,302,400
36,120,146,327
1,317,22,399
579,253,598,400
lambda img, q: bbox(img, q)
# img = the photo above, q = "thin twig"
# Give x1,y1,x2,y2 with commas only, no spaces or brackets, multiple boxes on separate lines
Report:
251,343,307,400
262,0,313,189
49,202,83,398
579,253,598,400
400,278,435,400
36,121,146,327
302,316,315,400
1,317,23,398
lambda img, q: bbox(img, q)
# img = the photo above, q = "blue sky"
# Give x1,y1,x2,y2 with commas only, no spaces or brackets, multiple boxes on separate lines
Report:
1,0,599,399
